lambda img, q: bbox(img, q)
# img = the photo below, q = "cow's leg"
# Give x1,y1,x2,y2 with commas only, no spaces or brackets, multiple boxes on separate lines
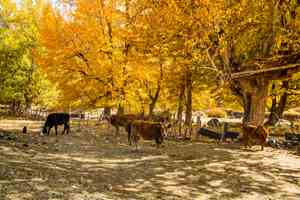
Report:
132,135,138,150
128,130,132,146
66,123,70,134
131,131,139,151
134,135,138,150
261,141,265,151
48,126,52,135
155,138,159,148
55,125,58,136
126,124,132,145
115,125,119,137
63,123,70,135
135,141,138,151
155,135,164,148
62,124,65,135
243,135,249,149
248,138,253,149
155,138,161,148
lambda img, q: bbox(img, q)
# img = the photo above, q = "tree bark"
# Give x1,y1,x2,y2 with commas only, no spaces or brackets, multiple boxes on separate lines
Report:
147,61,163,116
117,104,124,115
266,81,288,125
239,78,270,126
185,69,193,138
149,101,156,117
177,83,185,135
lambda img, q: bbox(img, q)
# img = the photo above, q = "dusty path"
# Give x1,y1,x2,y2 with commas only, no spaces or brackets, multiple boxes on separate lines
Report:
0,120,300,200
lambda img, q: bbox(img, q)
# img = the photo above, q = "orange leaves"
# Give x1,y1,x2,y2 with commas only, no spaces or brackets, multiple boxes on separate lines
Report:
34,0,233,111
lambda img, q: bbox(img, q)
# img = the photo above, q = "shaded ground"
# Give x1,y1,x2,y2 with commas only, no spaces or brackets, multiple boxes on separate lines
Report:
0,120,300,200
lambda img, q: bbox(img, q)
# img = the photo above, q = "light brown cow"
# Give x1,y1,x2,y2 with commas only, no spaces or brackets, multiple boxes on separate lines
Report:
242,124,269,150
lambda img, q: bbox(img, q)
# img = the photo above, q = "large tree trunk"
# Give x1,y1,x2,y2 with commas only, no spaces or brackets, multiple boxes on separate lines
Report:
266,81,288,125
177,83,185,135
184,69,192,138
239,78,269,126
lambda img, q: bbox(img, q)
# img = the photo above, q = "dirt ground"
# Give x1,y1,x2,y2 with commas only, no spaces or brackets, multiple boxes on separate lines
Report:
0,120,300,200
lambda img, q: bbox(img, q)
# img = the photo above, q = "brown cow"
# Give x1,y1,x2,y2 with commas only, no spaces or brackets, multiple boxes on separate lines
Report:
107,114,141,143
107,114,171,144
129,120,164,150
242,124,269,150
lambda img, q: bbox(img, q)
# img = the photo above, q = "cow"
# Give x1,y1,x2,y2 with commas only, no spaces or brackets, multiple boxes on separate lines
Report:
242,124,269,150
107,114,171,145
106,114,142,143
42,113,70,136
129,120,164,149
197,127,223,141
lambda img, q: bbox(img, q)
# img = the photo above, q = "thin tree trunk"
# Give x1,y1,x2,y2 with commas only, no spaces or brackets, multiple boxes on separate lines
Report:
117,104,124,115
149,101,156,117
177,83,185,136
148,61,163,116
185,69,192,138
266,81,288,125
136,90,145,115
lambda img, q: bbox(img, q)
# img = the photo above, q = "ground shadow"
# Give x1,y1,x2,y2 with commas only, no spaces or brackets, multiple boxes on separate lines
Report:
0,121,299,200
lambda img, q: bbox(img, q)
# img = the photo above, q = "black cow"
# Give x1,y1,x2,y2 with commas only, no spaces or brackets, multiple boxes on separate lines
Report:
42,113,70,136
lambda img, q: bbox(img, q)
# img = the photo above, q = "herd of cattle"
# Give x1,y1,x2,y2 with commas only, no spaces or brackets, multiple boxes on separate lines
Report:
39,112,273,151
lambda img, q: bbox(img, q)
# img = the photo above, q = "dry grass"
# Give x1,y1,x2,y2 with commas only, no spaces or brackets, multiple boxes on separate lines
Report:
0,120,300,200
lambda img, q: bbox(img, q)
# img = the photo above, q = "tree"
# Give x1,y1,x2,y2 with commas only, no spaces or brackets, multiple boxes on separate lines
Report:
209,0,300,126
0,0,57,114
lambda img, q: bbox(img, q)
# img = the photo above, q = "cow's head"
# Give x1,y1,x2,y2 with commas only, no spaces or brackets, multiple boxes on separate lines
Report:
42,126,47,135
